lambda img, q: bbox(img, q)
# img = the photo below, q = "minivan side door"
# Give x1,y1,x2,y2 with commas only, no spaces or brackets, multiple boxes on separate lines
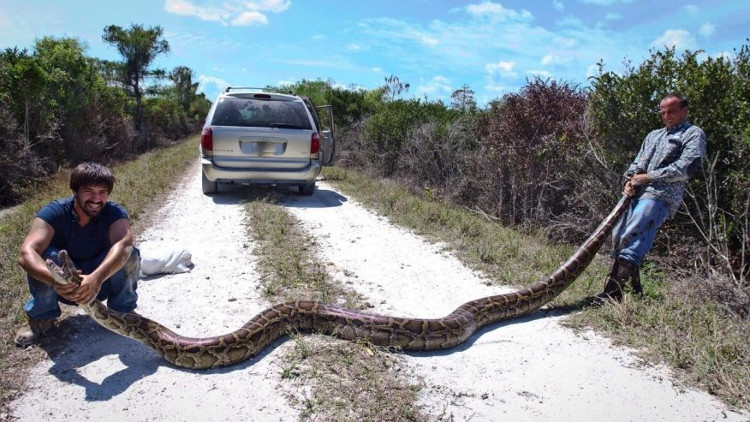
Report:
300,96,336,166
315,105,336,166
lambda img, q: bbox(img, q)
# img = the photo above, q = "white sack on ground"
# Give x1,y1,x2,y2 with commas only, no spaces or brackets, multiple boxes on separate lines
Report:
139,248,192,276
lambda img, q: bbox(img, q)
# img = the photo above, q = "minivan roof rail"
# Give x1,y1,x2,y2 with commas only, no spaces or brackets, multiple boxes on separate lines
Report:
225,86,280,93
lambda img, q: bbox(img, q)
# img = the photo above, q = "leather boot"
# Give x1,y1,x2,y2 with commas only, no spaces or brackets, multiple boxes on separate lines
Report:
599,258,622,301
15,318,56,346
615,258,641,298
597,257,636,302
630,266,644,296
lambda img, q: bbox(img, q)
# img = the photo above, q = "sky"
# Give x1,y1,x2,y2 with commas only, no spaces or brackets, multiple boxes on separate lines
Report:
1,0,748,106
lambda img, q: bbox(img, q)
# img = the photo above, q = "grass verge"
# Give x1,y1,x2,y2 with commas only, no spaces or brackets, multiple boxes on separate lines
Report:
0,137,198,413
322,166,750,412
243,196,428,421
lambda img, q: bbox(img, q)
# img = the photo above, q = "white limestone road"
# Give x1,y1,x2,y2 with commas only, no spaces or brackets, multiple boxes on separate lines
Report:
8,165,748,421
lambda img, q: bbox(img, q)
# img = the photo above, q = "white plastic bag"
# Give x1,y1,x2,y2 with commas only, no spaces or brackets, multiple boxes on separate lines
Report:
140,248,193,276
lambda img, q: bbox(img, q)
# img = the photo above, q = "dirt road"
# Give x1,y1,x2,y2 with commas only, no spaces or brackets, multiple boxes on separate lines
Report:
8,165,747,421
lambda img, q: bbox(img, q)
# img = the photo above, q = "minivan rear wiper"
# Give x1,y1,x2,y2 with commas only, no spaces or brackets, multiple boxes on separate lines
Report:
269,122,304,129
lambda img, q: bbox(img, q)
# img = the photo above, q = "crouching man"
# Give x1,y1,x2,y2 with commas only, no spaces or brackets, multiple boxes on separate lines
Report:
15,162,140,346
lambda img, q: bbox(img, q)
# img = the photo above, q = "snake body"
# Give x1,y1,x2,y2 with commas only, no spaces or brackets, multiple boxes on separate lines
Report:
46,196,630,369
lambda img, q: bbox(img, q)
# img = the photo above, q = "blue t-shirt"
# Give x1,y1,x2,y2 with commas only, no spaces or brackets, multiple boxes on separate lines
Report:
37,196,129,263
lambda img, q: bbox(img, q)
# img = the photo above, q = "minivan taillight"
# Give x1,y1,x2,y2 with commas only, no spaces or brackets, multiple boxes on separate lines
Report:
311,132,320,154
201,127,213,151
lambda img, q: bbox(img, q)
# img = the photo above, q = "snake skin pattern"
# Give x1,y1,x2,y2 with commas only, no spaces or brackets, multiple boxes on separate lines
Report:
46,195,630,369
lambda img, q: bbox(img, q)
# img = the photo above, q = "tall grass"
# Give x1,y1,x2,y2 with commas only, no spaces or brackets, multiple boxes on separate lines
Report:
323,166,611,300
324,166,750,411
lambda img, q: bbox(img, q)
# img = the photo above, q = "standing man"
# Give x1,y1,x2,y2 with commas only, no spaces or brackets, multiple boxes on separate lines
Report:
600,93,707,301
15,162,140,346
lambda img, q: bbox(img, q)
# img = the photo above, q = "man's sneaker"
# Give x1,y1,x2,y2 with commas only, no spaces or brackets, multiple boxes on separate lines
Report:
14,318,56,346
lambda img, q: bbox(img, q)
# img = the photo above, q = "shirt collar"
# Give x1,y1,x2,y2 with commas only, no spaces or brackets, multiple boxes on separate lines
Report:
666,120,690,134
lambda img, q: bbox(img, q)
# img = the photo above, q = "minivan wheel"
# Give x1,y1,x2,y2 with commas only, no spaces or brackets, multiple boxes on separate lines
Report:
298,182,315,196
202,171,217,195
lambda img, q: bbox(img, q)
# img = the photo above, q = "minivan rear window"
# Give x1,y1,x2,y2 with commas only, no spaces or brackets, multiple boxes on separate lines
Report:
211,97,313,130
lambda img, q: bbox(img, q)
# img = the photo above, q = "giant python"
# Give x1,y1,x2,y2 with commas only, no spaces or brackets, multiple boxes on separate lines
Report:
45,195,630,370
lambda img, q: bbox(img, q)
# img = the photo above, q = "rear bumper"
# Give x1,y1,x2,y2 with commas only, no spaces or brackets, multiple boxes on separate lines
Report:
201,157,320,185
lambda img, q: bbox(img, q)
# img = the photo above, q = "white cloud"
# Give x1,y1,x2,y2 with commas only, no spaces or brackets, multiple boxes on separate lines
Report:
164,0,290,26
541,53,570,66
198,74,231,98
605,13,621,20
231,11,268,26
651,29,696,50
347,43,362,51
415,75,453,98
463,1,533,22
420,35,440,47
556,16,583,27
485,60,516,74
699,23,715,38
586,64,600,78
527,70,553,78
553,0,564,11
484,83,509,93
359,18,442,51
684,4,699,15
579,0,634,4
372,67,383,73
356,2,635,101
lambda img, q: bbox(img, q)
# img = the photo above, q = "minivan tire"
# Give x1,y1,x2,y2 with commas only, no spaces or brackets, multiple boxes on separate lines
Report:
202,171,217,195
298,182,315,196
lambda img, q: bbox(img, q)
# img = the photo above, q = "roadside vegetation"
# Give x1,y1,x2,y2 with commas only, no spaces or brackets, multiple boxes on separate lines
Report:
244,196,428,421
0,24,211,207
323,166,749,410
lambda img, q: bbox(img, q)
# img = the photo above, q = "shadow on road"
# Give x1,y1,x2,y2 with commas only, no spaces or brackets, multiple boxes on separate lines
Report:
36,311,286,401
205,182,348,209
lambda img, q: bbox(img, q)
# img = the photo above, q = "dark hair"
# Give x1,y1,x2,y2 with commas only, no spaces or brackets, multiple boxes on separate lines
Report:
663,92,689,108
69,162,115,193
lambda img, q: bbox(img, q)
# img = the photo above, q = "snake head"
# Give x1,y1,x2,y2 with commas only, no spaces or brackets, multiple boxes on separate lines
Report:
45,249,82,286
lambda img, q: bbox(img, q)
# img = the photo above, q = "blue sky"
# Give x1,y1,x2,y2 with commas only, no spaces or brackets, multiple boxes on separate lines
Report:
1,0,748,106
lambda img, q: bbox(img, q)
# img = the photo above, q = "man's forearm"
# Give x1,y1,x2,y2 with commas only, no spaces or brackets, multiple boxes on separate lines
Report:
88,242,133,287
18,249,56,286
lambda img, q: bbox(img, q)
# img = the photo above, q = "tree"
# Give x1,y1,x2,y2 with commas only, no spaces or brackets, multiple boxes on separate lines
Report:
0,48,47,142
383,74,410,101
478,78,589,225
169,66,199,112
450,84,477,112
102,24,170,146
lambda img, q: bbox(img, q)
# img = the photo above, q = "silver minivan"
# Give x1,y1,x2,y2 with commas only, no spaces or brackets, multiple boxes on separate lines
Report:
199,88,336,195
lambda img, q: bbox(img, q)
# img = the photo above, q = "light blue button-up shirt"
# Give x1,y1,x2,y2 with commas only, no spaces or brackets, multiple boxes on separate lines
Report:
625,120,707,216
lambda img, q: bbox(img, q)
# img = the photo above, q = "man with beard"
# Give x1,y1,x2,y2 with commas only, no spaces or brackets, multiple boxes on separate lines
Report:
15,162,140,346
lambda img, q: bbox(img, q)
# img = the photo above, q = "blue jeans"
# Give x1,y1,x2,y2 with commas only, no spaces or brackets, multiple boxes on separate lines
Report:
23,247,140,320
611,198,670,267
